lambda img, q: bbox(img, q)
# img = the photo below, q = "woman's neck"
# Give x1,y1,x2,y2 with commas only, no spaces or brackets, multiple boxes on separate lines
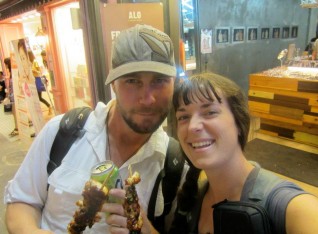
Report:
204,158,254,202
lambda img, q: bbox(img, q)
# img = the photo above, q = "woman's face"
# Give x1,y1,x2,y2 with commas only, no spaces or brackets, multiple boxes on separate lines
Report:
176,91,241,170
18,47,30,74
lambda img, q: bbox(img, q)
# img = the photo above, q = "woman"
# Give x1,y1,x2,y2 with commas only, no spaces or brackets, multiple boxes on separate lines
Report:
170,73,318,234
28,51,52,115
4,57,19,137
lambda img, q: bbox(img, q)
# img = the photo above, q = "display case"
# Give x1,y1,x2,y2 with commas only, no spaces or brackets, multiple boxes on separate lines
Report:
248,66,318,147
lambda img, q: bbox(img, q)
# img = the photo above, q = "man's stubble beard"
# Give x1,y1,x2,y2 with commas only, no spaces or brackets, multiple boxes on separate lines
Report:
119,104,171,134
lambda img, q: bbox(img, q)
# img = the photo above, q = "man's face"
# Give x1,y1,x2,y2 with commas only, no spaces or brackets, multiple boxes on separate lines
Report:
112,72,175,134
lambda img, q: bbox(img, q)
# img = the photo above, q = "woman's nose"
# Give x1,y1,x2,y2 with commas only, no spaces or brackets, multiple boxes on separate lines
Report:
188,116,203,132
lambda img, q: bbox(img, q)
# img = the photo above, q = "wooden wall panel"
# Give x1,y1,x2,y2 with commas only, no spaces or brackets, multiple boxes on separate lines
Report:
248,90,274,99
250,86,318,100
298,81,318,93
294,132,318,146
248,101,270,113
251,112,303,126
249,75,298,91
270,105,303,120
249,73,318,147
303,114,318,125
312,106,318,113
309,98,318,107
261,118,318,135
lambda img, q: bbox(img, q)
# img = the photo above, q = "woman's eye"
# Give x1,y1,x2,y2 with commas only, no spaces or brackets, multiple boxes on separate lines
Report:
205,110,218,117
176,115,189,121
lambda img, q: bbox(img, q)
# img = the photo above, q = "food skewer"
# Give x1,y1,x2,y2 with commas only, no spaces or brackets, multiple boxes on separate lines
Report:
67,167,115,234
123,165,143,234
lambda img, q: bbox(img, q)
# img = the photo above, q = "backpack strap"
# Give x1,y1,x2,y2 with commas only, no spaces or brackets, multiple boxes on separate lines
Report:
147,136,185,232
47,106,92,176
241,164,283,206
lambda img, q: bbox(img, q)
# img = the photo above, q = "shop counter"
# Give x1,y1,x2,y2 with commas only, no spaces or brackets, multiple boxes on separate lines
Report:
248,66,318,147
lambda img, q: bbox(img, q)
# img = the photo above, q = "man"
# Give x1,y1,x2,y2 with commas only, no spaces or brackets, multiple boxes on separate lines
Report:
4,24,184,234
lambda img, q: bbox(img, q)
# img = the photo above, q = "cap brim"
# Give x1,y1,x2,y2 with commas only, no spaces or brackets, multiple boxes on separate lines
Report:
105,61,176,85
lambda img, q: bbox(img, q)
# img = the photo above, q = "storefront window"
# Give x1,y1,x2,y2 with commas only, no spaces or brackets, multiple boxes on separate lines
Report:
181,0,196,71
52,2,91,108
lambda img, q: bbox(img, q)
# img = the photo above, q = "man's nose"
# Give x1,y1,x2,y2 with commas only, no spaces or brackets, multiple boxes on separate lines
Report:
139,85,155,105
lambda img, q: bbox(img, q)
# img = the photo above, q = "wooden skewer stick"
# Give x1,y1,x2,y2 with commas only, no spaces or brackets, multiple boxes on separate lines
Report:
101,167,114,190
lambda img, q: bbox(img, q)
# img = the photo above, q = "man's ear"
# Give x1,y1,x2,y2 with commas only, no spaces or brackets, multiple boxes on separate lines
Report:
111,82,117,95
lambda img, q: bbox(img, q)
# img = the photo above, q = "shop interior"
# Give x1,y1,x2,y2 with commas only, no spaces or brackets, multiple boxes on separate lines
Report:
0,1,92,115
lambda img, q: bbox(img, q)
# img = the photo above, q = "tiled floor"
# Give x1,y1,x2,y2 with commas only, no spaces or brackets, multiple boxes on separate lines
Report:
0,104,20,142
253,131,318,197
248,116,318,196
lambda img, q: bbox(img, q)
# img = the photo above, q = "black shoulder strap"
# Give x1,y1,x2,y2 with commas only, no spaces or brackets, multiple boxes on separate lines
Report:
47,106,92,176
147,136,185,232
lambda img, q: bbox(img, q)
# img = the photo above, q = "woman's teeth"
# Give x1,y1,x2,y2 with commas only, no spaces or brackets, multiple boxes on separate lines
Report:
191,141,212,149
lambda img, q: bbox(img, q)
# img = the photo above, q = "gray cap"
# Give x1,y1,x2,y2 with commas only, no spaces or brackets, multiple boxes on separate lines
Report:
105,24,176,85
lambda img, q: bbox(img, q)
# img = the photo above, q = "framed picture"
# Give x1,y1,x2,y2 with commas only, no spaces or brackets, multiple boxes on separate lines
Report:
216,27,230,44
282,27,290,39
272,27,280,39
232,27,245,43
247,27,258,41
291,26,298,38
261,27,270,40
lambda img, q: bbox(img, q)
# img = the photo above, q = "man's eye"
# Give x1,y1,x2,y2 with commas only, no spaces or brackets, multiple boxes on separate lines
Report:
153,77,170,85
125,79,139,84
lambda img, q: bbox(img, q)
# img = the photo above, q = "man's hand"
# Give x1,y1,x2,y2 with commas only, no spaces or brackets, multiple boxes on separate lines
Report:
103,188,128,234
102,188,159,234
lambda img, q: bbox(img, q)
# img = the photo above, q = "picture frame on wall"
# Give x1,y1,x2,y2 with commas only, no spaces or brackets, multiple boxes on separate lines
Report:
232,27,245,43
247,27,258,41
272,27,280,39
216,27,230,44
261,27,270,40
282,26,290,39
291,26,298,38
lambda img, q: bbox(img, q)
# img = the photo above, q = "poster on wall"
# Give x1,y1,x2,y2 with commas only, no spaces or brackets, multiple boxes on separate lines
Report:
201,29,212,54
11,38,45,137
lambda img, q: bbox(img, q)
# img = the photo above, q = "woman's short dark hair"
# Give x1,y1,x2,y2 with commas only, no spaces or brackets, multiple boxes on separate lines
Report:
173,72,250,150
